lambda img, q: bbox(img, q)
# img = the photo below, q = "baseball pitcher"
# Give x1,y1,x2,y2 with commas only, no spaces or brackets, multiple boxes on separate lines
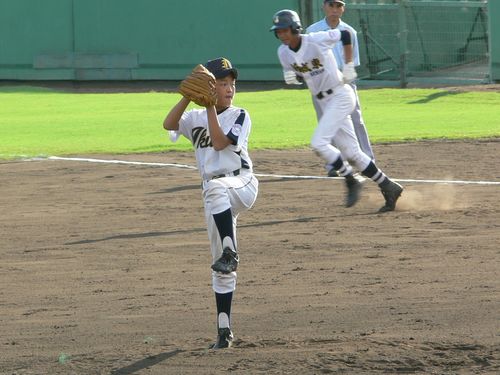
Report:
163,57,259,349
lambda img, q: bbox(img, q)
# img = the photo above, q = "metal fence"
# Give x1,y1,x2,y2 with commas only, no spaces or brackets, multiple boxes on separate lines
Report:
319,0,490,86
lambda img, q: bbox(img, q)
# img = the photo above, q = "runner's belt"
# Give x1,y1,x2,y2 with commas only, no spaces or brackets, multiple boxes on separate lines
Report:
316,88,334,100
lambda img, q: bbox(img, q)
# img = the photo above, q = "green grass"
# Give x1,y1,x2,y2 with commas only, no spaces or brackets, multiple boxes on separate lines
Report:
357,89,500,142
1,86,499,159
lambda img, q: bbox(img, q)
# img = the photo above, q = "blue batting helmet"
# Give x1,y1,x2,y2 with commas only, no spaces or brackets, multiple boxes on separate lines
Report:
270,9,302,33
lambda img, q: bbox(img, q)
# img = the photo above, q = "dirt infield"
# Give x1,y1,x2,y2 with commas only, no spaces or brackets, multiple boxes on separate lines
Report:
1,139,499,374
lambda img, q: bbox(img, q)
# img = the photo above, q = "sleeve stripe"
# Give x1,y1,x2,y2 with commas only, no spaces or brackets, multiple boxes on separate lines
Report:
227,109,246,145
235,109,245,125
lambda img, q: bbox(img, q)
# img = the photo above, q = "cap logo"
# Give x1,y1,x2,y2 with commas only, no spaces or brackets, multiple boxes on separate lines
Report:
221,58,231,70
274,16,279,24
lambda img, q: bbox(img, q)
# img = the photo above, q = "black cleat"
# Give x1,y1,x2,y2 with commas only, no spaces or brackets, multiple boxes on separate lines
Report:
345,174,362,208
328,168,339,178
379,180,403,212
211,327,234,349
211,247,239,274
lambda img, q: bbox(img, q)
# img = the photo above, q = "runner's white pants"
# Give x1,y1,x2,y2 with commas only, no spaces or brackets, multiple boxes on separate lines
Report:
311,84,372,172
312,82,374,160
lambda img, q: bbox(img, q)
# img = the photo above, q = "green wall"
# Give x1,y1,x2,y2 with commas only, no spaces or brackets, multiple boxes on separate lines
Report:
0,0,297,80
489,0,500,81
0,0,494,82
0,0,74,79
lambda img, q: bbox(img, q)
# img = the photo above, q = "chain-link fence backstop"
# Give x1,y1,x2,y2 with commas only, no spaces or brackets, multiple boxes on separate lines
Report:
320,0,490,86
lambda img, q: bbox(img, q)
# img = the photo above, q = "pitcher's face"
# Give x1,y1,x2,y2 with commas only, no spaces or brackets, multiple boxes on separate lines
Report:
215,76,235,110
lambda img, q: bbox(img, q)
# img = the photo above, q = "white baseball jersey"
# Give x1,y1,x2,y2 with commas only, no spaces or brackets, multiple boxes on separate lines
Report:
174,106,253,180
277,30,345,96
170,105,258,294
306,19,360,70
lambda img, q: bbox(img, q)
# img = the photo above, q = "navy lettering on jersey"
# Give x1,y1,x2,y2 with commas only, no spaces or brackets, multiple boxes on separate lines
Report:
227,109,245,145
192,127,213,149
310,68,325,77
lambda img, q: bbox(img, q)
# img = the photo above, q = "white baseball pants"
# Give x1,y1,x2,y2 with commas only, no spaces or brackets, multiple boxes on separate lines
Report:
311,84,372,172
312,82,374,160
202,172,258,294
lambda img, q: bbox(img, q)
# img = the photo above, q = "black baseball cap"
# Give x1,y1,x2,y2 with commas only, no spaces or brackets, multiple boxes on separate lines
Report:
324,0,346,5
204,57,238,79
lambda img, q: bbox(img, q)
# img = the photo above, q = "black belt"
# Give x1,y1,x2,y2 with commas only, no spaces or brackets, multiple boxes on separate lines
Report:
211,168,245,180
316,88,333,100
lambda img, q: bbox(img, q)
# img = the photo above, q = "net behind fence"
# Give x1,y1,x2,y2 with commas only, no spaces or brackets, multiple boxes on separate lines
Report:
338,1,490,86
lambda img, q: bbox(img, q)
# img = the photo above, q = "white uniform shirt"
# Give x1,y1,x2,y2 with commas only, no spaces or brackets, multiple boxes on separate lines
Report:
306,19,360,70
277,30,345,96
176,106,253,180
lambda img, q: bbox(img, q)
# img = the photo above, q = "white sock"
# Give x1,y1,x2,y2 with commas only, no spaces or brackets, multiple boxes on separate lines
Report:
222,236,235,252
218,312,230,329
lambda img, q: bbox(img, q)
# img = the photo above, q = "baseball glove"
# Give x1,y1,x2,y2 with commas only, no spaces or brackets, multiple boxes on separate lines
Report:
178,64,217,107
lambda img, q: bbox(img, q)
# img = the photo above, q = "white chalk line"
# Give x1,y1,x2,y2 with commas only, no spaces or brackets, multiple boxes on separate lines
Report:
44,156,197,170
36,156,500,186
